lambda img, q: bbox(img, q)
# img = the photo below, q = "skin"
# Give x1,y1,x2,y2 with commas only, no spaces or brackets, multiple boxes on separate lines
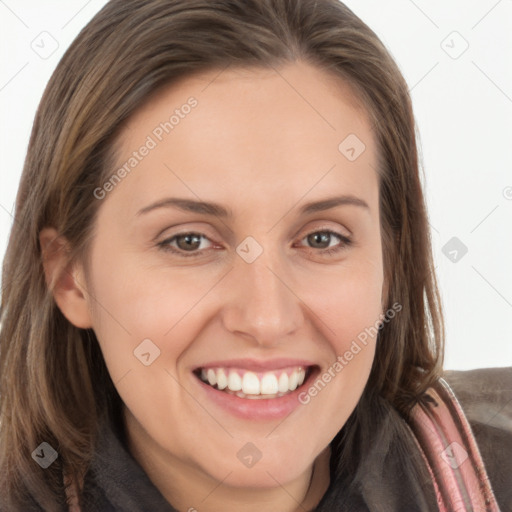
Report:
41,62,385,512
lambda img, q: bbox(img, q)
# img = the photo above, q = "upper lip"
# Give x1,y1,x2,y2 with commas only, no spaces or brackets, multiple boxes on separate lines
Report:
194,358,316,372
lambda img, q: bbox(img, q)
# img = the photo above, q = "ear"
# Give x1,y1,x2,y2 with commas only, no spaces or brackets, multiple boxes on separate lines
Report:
39,227,93,329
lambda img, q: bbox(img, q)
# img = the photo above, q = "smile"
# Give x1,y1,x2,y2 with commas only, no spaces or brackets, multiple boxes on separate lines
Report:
196,366,309,399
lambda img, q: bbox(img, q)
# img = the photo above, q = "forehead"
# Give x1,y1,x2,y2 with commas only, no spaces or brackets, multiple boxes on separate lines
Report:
106,62,379,214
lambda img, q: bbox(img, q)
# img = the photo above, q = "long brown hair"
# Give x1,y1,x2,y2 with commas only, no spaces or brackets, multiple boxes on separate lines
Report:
0,0,443,509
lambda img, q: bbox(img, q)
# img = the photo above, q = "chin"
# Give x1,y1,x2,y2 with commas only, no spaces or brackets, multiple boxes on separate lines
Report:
200,448,314,489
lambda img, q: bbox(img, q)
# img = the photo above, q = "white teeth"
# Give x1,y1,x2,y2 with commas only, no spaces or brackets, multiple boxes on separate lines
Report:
278,372,289,393
288,371,298,391
242,372,260,395
199,366,309,397
207,369,217,386
260,373,279,395
227,371,242,391
217,369,228,390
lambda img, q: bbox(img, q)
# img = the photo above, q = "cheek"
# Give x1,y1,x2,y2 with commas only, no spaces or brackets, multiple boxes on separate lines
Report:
297,259,383,416
299,255,384,350
84,244,185,376
85,247,229,399
294,246,384,417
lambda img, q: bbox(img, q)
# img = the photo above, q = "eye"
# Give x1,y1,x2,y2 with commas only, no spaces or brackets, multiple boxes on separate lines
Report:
158,232,214,257
157,229,352,259
296,229,352,256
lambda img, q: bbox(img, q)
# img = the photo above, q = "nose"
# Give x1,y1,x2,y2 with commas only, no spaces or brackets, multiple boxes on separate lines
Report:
220,251,304,347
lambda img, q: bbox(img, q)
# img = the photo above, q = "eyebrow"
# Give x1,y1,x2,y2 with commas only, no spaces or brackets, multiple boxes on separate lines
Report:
136,194,369,218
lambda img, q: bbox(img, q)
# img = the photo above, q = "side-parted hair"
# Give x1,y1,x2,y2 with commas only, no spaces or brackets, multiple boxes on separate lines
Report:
0,0,443,509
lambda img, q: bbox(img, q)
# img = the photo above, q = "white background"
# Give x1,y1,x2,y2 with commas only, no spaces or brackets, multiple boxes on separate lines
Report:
0,1,511,370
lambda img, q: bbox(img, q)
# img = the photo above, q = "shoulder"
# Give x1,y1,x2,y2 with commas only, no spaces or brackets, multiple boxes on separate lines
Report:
443,367,512,429
442,367,512,509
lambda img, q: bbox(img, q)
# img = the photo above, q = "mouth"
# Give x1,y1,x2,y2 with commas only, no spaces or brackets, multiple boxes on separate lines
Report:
193,365,316,400
191,358,319,420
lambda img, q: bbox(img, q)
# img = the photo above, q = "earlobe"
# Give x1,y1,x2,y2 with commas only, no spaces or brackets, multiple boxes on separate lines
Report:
39,227,93,329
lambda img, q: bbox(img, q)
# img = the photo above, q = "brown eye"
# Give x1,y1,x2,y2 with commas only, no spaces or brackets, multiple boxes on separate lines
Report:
175,233,203,251
158,232,214,257
306,231,334,249
296,229,352,257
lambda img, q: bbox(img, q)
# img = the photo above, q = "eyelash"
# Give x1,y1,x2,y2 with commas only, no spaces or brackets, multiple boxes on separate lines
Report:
157,229,352,258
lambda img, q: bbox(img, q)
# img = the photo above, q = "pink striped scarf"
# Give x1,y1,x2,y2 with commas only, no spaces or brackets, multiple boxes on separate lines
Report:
409,378,500,512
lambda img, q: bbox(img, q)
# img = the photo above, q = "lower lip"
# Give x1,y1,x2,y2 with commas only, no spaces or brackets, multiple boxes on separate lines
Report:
194,370,316,421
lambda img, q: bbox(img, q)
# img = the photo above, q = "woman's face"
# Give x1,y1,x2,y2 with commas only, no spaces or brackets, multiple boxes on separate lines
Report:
81,62,384,489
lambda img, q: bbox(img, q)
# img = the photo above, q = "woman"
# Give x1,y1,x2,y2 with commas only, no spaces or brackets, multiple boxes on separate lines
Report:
0,0,510,510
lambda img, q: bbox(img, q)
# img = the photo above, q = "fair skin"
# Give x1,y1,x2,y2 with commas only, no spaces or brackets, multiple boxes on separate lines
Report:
41,62,384,512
